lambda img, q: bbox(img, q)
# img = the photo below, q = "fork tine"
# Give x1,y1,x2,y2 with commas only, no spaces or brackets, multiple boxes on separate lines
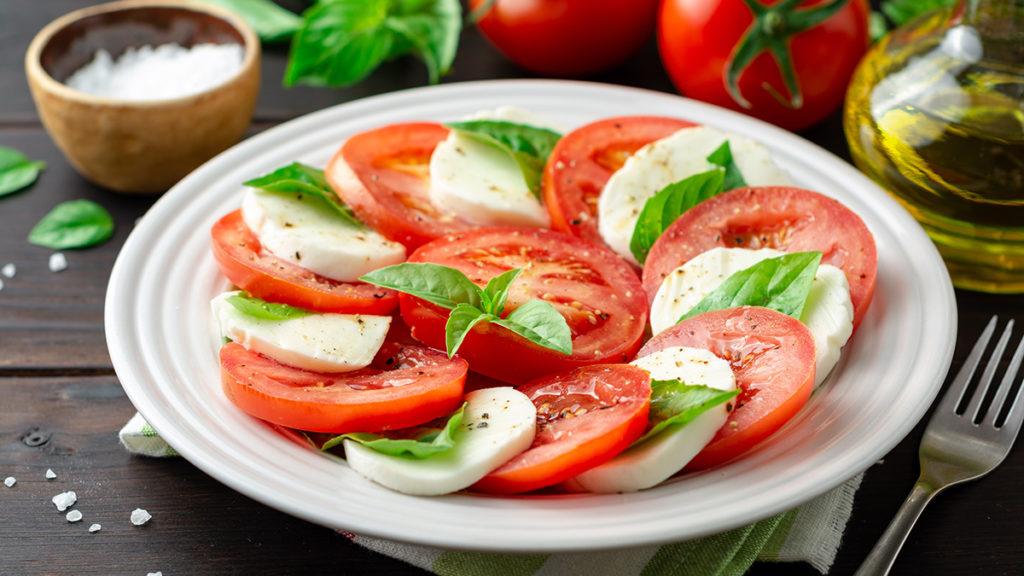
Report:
966,320,1015,421
984,332,1024,427
937,316,999,415
997,342,1024,437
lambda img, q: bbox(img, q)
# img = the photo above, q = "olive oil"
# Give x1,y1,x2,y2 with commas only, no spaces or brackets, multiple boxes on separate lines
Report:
844,0,1024,292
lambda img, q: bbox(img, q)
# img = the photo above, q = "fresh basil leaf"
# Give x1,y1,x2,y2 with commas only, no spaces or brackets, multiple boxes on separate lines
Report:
706,141,747,191
881,0,955,26
200,0,301,43
0,147,45,198
361,263,483,310
634,380,740,445
226,292,312,321
492,299,572,355
244,162,363,227
680,251,823,322
445,304,488,357
629,170,725,264
322,403,467,458
445,120,562,198
28,200,113,249
383,0,461,84
481,268,521,315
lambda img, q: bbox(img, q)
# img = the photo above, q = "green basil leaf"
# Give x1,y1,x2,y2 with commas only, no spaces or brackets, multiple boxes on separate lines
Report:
629,170,725,264
383,0,461,84
445,304,489,357
0,147,45,198
28,200,114,249
226,292,312,321
492,299,572,355
200,0,301,43
445,120,562,198
706,141,747,191
361,262,482,310
481,268,522,315
881,0,955,26
680,251,823,322
244,162,363,227
322,403,467,458
634,380,740,445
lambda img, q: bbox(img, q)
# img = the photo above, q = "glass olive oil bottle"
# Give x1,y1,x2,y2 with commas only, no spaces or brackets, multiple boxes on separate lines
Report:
844,0,1024,292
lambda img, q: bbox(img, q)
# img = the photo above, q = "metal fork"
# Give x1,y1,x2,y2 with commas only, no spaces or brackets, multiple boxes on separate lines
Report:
855,316,1024,576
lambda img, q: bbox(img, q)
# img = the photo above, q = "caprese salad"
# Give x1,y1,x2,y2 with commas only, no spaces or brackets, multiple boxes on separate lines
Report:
208,107,877,496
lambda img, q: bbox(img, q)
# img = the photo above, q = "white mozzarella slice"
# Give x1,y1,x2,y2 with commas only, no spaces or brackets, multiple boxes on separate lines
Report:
597,126,791,264
649,247,854,387
572,347,736,493
428,107,553,228
344,387,536,496
241,187,405,282
212,291,390,373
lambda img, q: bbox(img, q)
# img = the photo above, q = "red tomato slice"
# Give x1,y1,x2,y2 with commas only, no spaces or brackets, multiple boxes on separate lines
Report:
211,210,397,315
638,306,816,469
326,122,473,249
401,227,649,384
642,186,877,327
219,340,467,433
543,116,694,244
472,364,651,494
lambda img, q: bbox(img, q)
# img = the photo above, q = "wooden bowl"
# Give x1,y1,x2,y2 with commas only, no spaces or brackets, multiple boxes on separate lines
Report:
25,0,260,194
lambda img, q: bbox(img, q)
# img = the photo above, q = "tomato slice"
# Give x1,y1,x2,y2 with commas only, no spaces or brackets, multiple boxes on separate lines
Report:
219,340,468,433
472,364,651,494
642,186,877,327
543,116,694,244
638,306,815,469
326,122,473,249
401,227,649,384
210,210,397,315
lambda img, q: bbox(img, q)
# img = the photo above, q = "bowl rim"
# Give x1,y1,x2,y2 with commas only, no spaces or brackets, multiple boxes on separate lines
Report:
24,0,261,108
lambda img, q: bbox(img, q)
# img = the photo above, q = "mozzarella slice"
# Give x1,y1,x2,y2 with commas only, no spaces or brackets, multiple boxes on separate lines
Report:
241,187,406,282
571,347,736,493
649,247,854,387
428,106,553,228
597,126,791,264
212,291,390,373
344,387,536,496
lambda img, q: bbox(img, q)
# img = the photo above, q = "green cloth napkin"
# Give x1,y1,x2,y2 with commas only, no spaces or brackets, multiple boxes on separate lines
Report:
119,413,862,575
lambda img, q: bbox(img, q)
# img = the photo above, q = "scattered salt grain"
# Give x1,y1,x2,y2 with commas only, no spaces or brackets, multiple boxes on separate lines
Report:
4,476,15,488
1,263,14,278
0,278,4,292
49,252,67,272
130,508,152,526
52,490,77,511
147,572,163,576
66,510,83,523
45,468,57,480
65,43,244,101
89,523,102,533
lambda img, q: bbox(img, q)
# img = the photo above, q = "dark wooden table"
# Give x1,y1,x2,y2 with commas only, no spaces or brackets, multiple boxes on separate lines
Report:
2,2,1022,575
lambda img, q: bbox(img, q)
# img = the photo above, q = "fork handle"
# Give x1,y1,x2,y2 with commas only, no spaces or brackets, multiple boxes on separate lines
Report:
854,480,937,576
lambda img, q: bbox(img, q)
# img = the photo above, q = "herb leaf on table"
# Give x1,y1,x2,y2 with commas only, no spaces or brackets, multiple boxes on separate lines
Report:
28,200,114,249
0,146,46,198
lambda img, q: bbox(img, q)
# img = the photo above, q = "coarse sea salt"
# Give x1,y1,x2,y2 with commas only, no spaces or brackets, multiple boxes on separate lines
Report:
45,468,57,480
4,476,15,488
66,510,83,523
1,263,14,278
52,490,77,511
131,508,152,526
49,253,67,273
89,523,102,533
65,43,244,101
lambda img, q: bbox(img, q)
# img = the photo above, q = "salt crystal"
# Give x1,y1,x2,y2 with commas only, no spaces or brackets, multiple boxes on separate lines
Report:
89,523,101,533
49,253,67,272
130,508,152,526
3,476,15,488
1,263,14,278
52,490,77,511
45,468,57,480
147,572,163,576
66,510,83,523
65,43,244,101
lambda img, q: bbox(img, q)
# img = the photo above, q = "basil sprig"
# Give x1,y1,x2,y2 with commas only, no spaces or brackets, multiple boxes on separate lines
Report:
226,292,312,321
200,0,301,43
0,146,45,198
28,200,114,249
634,380,740,445
679,251,823,323
445,120,562,198
361,263,572,357
244,162,363,228
322,403,467,458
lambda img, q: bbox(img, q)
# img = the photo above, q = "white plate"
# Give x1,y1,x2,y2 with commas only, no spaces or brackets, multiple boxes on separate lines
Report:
106,80,956,552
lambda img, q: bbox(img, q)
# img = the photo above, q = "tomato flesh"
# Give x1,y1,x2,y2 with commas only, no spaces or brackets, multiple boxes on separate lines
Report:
543,116,694,244
219,340,468,433
211,210,397,315
472,364,651,494
638,306,815,469
642,186,877,327
401,227,648,384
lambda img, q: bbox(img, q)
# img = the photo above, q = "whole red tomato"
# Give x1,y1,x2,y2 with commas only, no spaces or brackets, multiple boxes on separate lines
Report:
470,0,659,76
658,0,870,131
